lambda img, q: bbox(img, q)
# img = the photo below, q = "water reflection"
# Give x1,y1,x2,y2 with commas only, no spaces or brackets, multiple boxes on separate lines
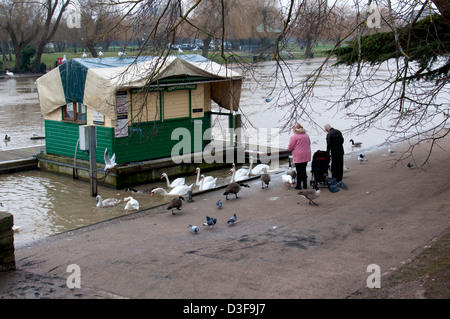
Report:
0,165,258,245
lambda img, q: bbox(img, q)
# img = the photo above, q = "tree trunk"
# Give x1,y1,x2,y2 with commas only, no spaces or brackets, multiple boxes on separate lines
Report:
202,36,212,58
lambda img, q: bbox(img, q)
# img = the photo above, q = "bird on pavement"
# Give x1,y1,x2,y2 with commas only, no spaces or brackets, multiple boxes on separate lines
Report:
167,196,184,214
227,213,237,225
298,182,320,206
203,216,217,227
260,166,271,189
124,197,139,211
358,154,367,164
223,182,250,200
216,199,222,209
187,225,199,233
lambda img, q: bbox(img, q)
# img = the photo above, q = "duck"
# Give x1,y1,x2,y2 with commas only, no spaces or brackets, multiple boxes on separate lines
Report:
224,168,250,200
124,196,139,211
350,139,362,147
260,166,271,189
125,187,156,194
281,174,293,189
6,70,14,77
104,148,117,171
167,196,184,214
4,135,11,142
286,157,297,183
96,195,121,208
199,174,217,191
151,184,193,196
194,167,215,186
161,172,186,188
298,182,320,206
248,156,270,176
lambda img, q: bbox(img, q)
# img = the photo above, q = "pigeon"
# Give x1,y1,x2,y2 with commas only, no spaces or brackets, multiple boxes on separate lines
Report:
216,199,222,209
407,162,414,169
227,213,237,225
358,154,367,164
203,216,217,227
104,148,117,171
298,182,320,206
187,225,199,234
167,196,184,214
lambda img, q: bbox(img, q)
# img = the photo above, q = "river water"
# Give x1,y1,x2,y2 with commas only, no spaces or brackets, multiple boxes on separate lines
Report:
1,58,447,245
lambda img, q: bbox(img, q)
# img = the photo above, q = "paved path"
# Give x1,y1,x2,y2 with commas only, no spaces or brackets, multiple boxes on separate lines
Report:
0,137,449,301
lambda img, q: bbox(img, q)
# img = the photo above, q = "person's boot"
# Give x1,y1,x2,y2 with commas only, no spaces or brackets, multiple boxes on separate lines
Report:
302,179,307,189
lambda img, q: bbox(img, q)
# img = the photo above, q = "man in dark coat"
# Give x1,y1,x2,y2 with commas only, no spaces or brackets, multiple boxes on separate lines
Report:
324,124,344,182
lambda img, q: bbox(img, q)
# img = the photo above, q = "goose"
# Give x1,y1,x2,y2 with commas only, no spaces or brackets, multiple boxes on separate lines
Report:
248,156,270,176
167,196,184,214
104,148,117,171
224,169,250,200
4,135,11,142
96,195,121,208
281,174,293,189
199,174,217,191
6,70,14,77
187,225,199,233
124,196,139,211
194,167,215,186
298,182,320,206
286,157,297,183
151,184,193,196
260,166,271,189
161,173,186,188
227,213,237,225
350,139,362,147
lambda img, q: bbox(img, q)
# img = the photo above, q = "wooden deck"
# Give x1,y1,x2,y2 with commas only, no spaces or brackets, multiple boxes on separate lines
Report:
0,146,43,174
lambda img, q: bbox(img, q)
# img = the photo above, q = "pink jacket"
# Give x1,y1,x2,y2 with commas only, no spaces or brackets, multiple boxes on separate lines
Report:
287,130,311,164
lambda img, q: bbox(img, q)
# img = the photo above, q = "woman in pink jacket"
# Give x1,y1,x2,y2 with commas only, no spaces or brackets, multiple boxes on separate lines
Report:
287,123,311,189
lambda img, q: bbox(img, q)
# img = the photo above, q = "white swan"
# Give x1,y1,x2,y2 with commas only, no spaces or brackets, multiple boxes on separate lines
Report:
199,174,217,191
6,70,14,77
161,173,186,188
231,158,253,181
124,196,139,211
151,184,193,196
195,167,215,186
248,156,270,176
96,195,121,208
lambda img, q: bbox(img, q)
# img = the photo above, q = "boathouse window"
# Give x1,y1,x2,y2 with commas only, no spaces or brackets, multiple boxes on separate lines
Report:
63,102,86,123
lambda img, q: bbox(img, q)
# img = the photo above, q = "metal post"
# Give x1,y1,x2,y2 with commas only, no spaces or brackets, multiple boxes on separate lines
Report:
88,125,97,197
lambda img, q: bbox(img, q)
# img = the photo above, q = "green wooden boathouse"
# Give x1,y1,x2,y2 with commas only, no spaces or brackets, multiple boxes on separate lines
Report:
35,55,243,188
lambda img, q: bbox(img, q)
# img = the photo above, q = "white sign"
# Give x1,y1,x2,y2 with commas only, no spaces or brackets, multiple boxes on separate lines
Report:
93,110,105,125
115,118,129,138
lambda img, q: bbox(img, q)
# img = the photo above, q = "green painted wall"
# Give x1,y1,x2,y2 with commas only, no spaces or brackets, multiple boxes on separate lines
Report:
44,112,212,164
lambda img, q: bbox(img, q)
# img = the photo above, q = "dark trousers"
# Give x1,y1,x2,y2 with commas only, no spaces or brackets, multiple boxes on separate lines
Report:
295,162,308,183
330,154,343,182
